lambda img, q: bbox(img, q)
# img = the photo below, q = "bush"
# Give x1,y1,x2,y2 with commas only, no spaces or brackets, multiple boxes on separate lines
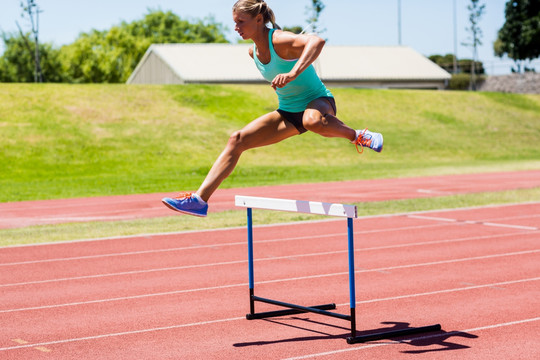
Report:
448,73,486,90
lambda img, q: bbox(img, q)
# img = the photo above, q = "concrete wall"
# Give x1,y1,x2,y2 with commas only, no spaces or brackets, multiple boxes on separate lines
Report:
479,73,540,94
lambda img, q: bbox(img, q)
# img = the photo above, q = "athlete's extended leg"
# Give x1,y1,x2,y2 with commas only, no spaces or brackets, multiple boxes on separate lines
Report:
302,98,383,153
301,97,355,139
162,111,298,216
197,111,299,202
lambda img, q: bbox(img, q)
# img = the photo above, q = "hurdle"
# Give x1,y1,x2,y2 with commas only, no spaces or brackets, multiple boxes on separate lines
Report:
235,195,441,344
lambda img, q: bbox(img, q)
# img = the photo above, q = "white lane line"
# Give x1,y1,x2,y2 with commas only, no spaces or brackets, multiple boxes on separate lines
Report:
482,222,538,231
478,213,540,223
2,250,538,314
0,316,246,352
407,214,539,231
1,222,451,266
2,206,538,268
340,277,540,306
1,312,538,354
416,189,449,194
407,215,459,223
2,230,537,288
3,212,538,268
282,317,540,360
4,201,539,251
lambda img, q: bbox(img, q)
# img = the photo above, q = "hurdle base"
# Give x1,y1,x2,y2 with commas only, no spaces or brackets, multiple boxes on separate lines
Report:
346,324,442,344
247,295,340,320
246,303,337,320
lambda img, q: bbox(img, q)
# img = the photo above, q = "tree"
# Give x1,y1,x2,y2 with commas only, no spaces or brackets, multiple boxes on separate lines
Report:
125,11,227,44
282,26,303,34
19,0,43,82
429,54,456,72
59,10,229,83
0,31,65,82
429,54,486,91
2,9,229,83
462,0,486,90
429,54,485,74
494,0,540,73
305,0,326,36
58,27,143,83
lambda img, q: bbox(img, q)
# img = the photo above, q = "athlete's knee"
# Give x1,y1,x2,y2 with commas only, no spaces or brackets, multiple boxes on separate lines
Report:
226,130,247,153
303,113,328,132
227,130,242,147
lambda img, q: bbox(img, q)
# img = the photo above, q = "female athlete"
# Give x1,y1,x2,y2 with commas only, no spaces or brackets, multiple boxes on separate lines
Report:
162,0,383,217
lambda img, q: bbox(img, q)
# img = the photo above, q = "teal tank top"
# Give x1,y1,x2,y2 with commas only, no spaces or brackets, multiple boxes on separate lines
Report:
253,29,333,112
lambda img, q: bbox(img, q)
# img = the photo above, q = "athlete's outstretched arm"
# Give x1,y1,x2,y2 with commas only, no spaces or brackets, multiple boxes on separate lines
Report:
271,31,325,89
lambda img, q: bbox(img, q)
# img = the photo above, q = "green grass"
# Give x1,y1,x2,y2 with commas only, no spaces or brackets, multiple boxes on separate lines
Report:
1,187,538,247
1,84,539,247
1,84,539,202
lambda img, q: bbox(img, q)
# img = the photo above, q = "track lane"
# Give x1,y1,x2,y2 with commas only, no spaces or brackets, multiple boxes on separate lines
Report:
1,203,539,359
2,170,539,229
1,281,538,359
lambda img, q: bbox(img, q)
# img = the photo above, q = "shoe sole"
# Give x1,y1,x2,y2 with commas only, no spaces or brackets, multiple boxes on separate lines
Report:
373,134,383,152
162,200,208,217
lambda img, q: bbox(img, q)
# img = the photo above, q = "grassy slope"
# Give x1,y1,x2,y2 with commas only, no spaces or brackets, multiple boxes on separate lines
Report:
1,84,539,203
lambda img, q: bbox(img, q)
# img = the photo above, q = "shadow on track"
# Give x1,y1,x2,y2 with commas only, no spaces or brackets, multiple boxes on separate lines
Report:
233,319,478,353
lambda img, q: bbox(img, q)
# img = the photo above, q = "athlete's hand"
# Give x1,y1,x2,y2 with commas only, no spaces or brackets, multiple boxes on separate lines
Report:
271,72,296,90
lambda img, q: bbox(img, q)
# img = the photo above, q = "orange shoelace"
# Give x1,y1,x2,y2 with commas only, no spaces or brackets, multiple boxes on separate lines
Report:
354,128,372,154
174,191,195,200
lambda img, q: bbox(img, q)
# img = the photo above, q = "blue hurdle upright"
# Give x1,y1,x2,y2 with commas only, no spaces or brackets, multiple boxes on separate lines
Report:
235,195,441,344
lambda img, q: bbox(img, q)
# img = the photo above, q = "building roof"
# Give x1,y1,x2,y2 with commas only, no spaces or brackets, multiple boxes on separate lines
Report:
317,46,451,81
127,43,451,85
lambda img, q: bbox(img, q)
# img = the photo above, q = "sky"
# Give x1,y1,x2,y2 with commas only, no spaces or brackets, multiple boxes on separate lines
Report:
1,0,536,75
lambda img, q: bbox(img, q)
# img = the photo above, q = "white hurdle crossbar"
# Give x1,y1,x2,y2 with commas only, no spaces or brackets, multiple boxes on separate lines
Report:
235,195,441,344
235,195,357,218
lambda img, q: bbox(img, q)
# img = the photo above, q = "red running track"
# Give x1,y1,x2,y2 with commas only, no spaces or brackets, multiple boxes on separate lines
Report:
0,202,539,359
1,169,540,229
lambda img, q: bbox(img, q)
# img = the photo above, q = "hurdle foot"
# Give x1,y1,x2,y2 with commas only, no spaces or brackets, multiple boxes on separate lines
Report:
346,324,442,344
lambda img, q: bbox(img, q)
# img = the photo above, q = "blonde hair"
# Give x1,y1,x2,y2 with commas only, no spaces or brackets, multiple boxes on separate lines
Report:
232,0,280,29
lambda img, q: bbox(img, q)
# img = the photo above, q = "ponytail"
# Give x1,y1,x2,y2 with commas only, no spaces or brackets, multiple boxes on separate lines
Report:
233,0,281,29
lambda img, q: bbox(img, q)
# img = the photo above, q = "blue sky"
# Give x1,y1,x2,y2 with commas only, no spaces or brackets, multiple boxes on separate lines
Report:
1,0,535,75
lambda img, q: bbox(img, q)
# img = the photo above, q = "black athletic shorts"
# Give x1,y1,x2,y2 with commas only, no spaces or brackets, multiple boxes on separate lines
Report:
277,97,337,134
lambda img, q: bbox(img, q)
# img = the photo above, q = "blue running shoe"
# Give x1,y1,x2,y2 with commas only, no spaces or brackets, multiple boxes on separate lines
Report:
353,128,383,153
162,192,208,217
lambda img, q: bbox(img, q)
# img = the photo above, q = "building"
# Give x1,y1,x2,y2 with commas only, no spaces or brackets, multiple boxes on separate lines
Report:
127,43,451,89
